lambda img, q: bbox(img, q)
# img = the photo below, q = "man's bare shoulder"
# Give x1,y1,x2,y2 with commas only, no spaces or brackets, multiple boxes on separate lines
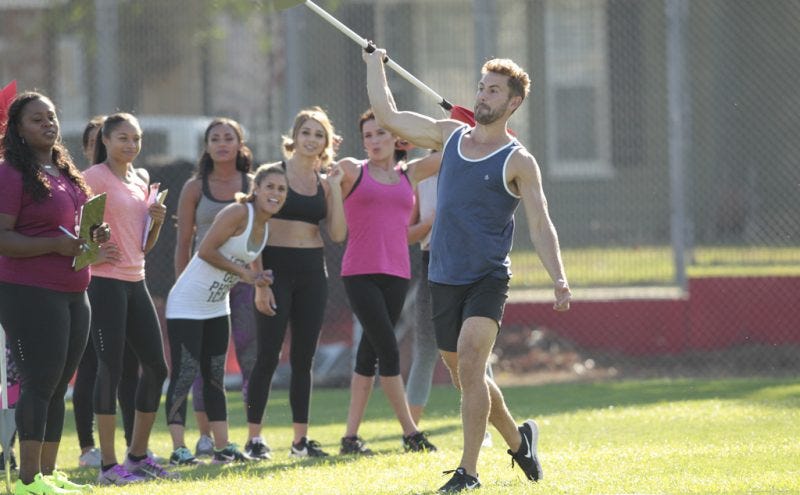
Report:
508,145,540,175
438,119,466,143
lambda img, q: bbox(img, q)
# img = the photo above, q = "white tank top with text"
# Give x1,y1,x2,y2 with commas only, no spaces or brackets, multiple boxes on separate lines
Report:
166,202,267,320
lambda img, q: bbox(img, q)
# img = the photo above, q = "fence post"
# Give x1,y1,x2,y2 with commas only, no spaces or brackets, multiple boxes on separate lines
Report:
472,0,497,69
666,0,690,290
94,0,119,114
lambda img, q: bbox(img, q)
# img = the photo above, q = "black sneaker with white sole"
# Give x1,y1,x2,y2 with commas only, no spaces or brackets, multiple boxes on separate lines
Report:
290,437,329,457
438,468,481,492
507,419,542,481
245,437,272,461
403,431,437,452
211,443,251,464
339,436,373,455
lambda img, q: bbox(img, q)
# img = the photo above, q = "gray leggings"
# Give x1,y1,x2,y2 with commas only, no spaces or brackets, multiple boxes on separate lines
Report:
406,251,440,407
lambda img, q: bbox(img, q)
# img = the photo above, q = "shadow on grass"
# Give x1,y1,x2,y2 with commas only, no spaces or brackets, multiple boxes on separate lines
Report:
358,422,460,445
223,376,800,430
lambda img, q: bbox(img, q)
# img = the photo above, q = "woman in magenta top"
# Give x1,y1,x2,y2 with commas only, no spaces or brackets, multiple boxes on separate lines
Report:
0,92,108,494
330,109,436,455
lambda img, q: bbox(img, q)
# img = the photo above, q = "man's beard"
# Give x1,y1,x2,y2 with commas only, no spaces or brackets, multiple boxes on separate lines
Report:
474,99,509,125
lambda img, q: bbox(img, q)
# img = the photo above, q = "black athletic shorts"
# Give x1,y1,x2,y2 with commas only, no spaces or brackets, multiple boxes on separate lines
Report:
429,275,509,353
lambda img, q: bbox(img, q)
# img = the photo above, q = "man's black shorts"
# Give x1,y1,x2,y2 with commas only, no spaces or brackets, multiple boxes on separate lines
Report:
429,275,509,353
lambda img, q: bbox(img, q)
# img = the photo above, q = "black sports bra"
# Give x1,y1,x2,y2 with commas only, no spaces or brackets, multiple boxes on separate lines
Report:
271,161,327,225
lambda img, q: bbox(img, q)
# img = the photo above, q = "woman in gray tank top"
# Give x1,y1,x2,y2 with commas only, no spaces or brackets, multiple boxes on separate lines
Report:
170,118,256,465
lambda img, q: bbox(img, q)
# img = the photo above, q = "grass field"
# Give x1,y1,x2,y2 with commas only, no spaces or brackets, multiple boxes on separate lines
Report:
509,245,800,287
43,377,800,494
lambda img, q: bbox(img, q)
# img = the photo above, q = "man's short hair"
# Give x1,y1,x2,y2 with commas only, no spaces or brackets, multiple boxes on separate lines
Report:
481,58,531,101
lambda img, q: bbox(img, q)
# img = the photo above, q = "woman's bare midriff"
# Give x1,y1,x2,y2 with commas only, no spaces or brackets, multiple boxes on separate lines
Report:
266,217,324,248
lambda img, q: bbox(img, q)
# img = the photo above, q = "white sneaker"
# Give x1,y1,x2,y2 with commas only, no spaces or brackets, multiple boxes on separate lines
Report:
78,448,102,468
194,435,214,458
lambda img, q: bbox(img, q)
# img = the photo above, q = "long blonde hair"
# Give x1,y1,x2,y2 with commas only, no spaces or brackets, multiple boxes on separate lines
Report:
281,106,336,170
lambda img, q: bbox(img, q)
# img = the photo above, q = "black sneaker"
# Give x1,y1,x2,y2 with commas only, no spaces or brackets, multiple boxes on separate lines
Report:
439,468,481,492
0,451,17,471
169,446,203,465
211,443,251,464
244,437,272,461
403,431,437,452
290,437,329,457
339,436,373,455
507,419,542,481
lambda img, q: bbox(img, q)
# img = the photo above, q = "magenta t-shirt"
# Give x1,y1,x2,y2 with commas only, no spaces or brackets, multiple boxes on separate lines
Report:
0,162,91,292
341,162,414,279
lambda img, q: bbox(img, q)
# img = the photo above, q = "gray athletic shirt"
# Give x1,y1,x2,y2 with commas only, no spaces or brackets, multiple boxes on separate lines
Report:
194,172,250,249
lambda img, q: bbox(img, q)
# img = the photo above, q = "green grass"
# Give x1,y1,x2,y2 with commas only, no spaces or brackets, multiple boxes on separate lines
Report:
510,245,800,287
47,377,800,494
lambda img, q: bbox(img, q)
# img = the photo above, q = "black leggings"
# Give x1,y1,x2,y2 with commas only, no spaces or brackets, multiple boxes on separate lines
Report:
343,274,409,377
0,282,90,442
72,337,138,448
165,317,230,424
88,277,168,415
246,247,327,425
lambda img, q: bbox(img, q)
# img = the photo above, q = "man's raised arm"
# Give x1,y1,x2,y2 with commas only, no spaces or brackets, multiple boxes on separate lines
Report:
363,48,446,151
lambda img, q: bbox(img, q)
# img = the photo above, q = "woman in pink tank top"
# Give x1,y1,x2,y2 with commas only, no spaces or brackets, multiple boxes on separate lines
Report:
329,109,436,455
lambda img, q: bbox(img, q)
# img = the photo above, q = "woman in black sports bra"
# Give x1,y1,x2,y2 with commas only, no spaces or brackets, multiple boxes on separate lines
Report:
244,107,345,459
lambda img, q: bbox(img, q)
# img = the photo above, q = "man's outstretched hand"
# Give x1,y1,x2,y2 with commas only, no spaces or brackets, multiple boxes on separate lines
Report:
554,279,571,311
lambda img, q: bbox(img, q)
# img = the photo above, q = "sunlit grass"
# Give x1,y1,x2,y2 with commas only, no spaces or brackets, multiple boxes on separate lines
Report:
45,377,800,494
510,245,800,287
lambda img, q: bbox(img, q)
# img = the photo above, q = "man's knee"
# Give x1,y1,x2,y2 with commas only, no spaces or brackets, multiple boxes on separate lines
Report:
440,351,461,390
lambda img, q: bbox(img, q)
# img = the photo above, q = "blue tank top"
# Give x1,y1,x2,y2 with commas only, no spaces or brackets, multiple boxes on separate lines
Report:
429,125,521,285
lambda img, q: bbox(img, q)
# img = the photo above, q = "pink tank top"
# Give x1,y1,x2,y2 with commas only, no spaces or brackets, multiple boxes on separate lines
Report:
341,161,414,279
82,164,149,281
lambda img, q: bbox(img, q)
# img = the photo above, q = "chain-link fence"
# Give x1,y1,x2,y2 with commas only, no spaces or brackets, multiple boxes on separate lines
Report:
2,0,799,381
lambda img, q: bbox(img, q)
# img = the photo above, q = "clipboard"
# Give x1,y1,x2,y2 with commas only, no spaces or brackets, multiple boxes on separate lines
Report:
142,184,168,250
73,193,107,271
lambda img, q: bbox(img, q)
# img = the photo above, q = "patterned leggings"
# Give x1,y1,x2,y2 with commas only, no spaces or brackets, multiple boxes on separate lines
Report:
191,282,256,411
165,316,230,425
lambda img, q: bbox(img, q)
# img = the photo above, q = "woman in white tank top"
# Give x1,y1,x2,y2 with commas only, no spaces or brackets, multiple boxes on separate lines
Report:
163,165,287,465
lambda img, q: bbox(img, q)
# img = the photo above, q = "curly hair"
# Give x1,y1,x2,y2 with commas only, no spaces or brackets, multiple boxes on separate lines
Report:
0,92,91,202
196,117,253,179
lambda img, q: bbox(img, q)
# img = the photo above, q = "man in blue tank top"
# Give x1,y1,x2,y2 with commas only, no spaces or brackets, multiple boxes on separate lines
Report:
362,48,571,492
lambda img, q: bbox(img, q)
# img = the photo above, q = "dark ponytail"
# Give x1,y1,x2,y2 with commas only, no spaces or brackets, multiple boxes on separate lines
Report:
94,112,140,165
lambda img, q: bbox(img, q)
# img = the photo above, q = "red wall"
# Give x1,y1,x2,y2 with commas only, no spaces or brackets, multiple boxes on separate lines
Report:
218,276,800,375
503,277,800,356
